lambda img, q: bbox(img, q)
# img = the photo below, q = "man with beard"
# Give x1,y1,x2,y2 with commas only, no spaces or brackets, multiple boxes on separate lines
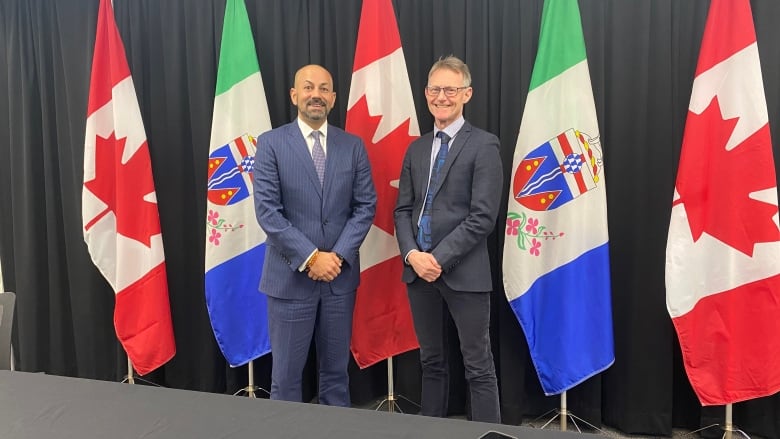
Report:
253,64,376,406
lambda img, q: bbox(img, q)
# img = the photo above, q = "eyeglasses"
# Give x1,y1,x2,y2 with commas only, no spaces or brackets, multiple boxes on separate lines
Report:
425,86,468,97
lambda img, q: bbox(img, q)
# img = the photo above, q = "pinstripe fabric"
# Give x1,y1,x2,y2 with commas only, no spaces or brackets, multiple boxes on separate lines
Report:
266,290,355,405
253,122,375,299
253,120,376,406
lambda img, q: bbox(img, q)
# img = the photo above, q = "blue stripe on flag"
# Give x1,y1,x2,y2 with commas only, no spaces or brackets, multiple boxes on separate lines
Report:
205,243,270,366
509,243,614,395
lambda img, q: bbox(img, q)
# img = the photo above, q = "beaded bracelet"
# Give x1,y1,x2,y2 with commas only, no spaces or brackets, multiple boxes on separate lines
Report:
305,249,320,271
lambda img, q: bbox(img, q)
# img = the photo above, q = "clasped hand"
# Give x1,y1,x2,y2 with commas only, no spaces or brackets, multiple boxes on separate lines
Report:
408,250,442,283
307,251,342,282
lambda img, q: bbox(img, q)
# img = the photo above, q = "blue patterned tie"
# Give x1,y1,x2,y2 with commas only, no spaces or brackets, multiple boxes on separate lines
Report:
311,130,326,186
417,132,450,251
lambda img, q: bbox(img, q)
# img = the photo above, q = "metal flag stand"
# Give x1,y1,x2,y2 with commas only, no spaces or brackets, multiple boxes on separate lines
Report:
121,356,161,386
233,360,269,398
685,404,750,439
374,356,419,413
530,391,605,434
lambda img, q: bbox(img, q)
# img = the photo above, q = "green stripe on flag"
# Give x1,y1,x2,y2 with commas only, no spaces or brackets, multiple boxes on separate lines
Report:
215,0,260,95
529,0,588,91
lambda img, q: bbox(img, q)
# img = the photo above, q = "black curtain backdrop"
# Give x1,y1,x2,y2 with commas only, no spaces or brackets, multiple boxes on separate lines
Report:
2,0,780,437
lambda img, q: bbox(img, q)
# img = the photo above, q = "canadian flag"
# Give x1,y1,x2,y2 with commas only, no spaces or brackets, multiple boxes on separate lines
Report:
82,0,175,376
347,0,419,368
666,0,780,405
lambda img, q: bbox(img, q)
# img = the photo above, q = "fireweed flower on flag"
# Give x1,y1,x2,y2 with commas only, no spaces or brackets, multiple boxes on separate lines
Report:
502,0,614,395
204,0,272,367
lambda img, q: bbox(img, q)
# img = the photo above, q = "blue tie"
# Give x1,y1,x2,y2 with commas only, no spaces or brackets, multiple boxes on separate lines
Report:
417,132,450,251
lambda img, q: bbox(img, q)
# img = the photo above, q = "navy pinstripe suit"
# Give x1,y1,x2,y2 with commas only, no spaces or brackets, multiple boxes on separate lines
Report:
253,120,376,406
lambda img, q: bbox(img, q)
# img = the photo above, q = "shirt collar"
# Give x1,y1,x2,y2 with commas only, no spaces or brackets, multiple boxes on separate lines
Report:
434,116,465,141
297,118,329,140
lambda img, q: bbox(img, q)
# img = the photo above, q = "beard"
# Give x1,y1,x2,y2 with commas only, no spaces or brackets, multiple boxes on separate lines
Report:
300,97,330,121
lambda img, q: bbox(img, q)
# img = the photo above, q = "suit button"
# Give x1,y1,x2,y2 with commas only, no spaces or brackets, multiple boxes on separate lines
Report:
323,220,328,226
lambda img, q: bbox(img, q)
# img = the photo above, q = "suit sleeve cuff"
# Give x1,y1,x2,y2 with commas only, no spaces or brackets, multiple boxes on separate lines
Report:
298,249,318,272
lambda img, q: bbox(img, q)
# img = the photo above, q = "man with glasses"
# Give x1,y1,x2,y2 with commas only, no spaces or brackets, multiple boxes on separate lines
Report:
394,56,503,423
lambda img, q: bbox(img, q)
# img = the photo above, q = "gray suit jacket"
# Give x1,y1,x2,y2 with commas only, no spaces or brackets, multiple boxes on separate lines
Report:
394,121,503,292
253,122,376,299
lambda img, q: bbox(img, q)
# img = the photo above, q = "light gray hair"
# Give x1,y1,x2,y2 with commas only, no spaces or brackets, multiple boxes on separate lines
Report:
428,55,472,87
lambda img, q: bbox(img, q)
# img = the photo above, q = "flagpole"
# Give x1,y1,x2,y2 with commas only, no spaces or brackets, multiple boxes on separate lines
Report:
722,403,749,439
374,356,418,413
533,389,605,434
125,357,135,384
687,404,750,438
535,391,572,431
121,352,161,386
724,403,733,439
233,360,269,398
247,360,256,398
560,392,567,431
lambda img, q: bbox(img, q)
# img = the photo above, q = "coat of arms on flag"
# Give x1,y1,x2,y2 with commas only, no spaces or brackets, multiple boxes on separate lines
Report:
502,0,614,396
512,129,602,212
207,134,257,246
204,0,271,367
207,134,256,208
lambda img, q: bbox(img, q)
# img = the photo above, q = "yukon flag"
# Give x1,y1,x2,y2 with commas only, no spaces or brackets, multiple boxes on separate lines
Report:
205,0,272,367
666,0,780,405
82,0,175,375
502,0,614,395
347,0,419,368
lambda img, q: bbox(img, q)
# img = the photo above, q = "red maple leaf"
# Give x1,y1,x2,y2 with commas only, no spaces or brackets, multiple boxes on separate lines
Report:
676,96,778,256
346,96,418,234
84,132,161,247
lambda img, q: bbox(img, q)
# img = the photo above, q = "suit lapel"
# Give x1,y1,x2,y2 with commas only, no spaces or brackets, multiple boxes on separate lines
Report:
416,133,434,201
322,128,340,202
286,123,323,198
432,123,470,197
